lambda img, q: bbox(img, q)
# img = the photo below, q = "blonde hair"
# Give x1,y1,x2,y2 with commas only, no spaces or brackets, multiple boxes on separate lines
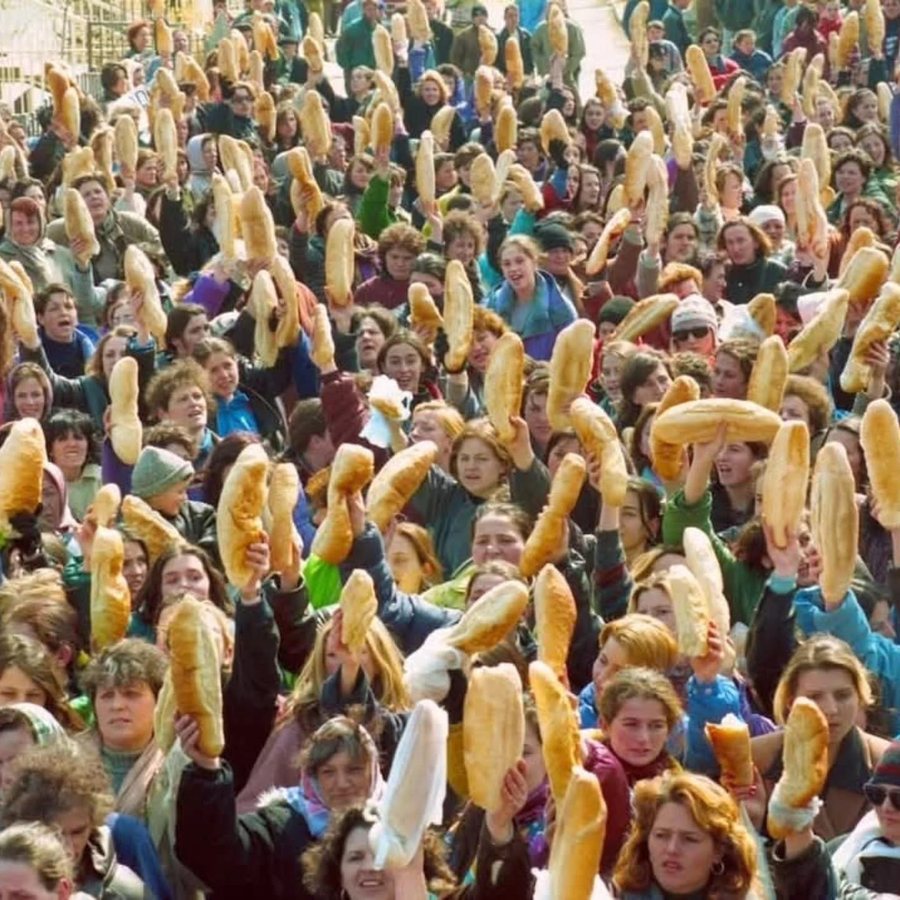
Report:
598,613,678,671
772,634,873,725
626,572,673,615
613,771,758,896
413,400,465,440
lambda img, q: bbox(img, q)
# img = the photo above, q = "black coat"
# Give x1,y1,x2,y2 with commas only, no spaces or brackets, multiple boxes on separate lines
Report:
158,194,219,277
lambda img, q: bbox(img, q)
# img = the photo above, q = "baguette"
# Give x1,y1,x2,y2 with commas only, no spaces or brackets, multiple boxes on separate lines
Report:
838,226,878,278
155,17,173,57
747,292,777,337
310,496,354,564
63,188,100,267
407,0,431,42
705,714,754,787
308,11,325,45
353,115,370,156
416,130,436,211
59,86,80,139
391,12,408,47
836,11,859,69
683,526,731,646
408,282,443,334
218,134,253,190
795,159,829,265
373,23,394,74
478,24,498,65
325,218,356,307
341,569,377,655
483,332,525,444
630,0,649,66
286,146,325,223
787,288,850,373
430,105,456,149
90,127,115,194
474,65,493,119
841,282,900,394
866,0,885,56
123,245,167,342
175,54,211,100
836,245,889,310
767,697,829,839
539,108,570,155
584,208,631,276
504,37,525,89
0,418,47,522
520,453,587,577
569,397,628,506
705,133,727,205
153,106,177,181
300,90,332,158
528,660,582,805
878,80,892,123
685,45,715,105
0,260,38,348
613,292,679,342
668,563,710,657
108,357,142,465
254,90,276,143
548,3,568,56
90,483,121,529
445,581,529,655
811,442,859,605
861,400,900,528
746,334,789,412
250,270,279,367
371,101,394,155
46,65,71,113
801,123,831,199
506,163,544,212
366,440,438,532
267,462,301,572
121,495,183,563
801,55,821,120
271,254,301,349
534,564,577,682
649,375,700,481
211,173,237,260
726,76,746,139
240,185,277,263
309,302,335,370
761,421,810,549
89,526,131,650
651,398,783,445
252,12,278,60
761,105,780,139
217,443,269,589
168,597,225,758
645,153,668,246
373,70,401,116
302,35,325,73
443,260,474,371
548,766,606,900
781,47,807,105
469,151,496,205
624,129,653,207
248,47,265,90
463,664,525,812
495,104,518,153
3,260,32,298
231,28,250,74
547,319,595,431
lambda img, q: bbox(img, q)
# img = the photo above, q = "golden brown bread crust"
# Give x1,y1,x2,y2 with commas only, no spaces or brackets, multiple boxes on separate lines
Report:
124,245,167,342
90,526,131,651
584,208,631,276
762,421,810,549
726,75,746,139
747,334,789,412
300,90,332,158
469,151,496,205
325,218,356,306
371,101,394,154
547,3,568,56
430,106,455,149
685,45,715,104
121,495,183,563
840,282,900,394
668,564,710,657
478,23,498,64
153,107,178,181
747,293,777,337
390,12,408,45
211,174,237,260
463,664,525,812
705,714,754,787
446,581,529,655
90,484,121,529
767,697,829,839
836,247,887,310
443,260,474,371
547,319,595,432
310,497,354,564
240,185,277,263
268,462,301,572
861,400,900,529
614,293,679,343
651,398,784,446
373,23,394,73
302,35,325,72
366,441,437,532
251,270,279,368
866,0,885,54
483,332,525,445
341,569,377,654
529,660,582,805
811,442,859,605
788,288,850,373
683,527,731,643
309,303,335,370
217,444,269,589
520,453,587,577
407,0,431,41
650,375,700,482
624,130,653,207
836,11,859,68
63,188,100,267
109,357,142,465
329,444,375,496
534,564,577,682
838,226,877,278
408,283,443,334
168,597,225,758
415,131,435,210
504,38,525,89
569,397,628,506
0,418,47,522
781,47,807,104
539,108,570,154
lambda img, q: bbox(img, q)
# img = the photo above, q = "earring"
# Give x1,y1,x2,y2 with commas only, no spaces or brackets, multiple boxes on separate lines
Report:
711,859,725,876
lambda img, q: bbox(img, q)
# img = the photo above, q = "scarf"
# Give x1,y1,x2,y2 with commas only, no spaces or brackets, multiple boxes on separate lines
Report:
602,738,679,787
516,780,550,866
831,809,900,887
1,237,57,290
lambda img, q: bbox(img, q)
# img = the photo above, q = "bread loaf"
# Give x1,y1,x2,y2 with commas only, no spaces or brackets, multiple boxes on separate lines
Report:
90,127,115,193
841,282,900,394
240,186,277,262
650,375,700,481
90,526,131,650
60,147,93,190
761,421,810,549
211,173,237,260
463,664,525,812
252,12,278,59
407,0,431,41
391,12,408,46
175,54,211,100
668,563,710,657
373,23,394,74
63,188,100,267
108,357,142,465
124,245,167,342
443,260,474,371
781,46,807,104
747,335,789,412
811,442,859,605
837,246,889,310
430,106,455,149
801,123,831,201
529,660,582,805
250,270,279,367
341,569,377,654
310,497,354,564
59,86,80,139
836,11,859,69
446,581,529,655
645,154,668,246
267,462,301,572
683,527,731,647
570,397,628,506
787,288,850,373
547,319,595,432
747,292,777,337
218,134,253,190
548,3,568,56
0,418,47,522
415,130,435,211
217,443,269,589
705,714,754,787
231,28,250,74
866,0,885,55
483,332,525,444
366,440,437,532
478,24,498,64
534,564,577,682
470,151,496,205
504,37,525,89
300,90,332,158
155,17,173,56
539,108,570,154
495,104,518,153
168,597,225,757
726,76,746,138
506,164,544,212
121,495,182,563
329,444,376,496
325,218,356,306
862,400,900,528
652,398,783,446
685,45,715,104
614,293,679,342
584,208,631,276
286,146,324,223
254,90,276,143
302,35,325,72
0,260,38,347
90,483,121,529
624,129,653,207
408,283,443,337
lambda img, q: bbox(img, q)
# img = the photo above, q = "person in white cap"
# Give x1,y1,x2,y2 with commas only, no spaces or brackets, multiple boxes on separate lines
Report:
669,295,719,358
748,204,794,266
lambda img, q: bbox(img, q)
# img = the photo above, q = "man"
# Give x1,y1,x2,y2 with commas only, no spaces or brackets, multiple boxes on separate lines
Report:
661,0,692,58
425,0,455,64
531,0,585,86
495,4,535,78
199,81,260,143
450,4,490,79
336,0,380,88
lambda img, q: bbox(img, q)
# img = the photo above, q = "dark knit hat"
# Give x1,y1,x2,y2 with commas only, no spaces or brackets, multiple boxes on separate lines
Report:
535,221,574,252
869,740,900,788
131,446,194,499
472,4,489,17
597,295,635,326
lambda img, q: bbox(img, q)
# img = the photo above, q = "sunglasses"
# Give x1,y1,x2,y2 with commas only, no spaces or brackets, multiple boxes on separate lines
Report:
864,783,900,811
672,326,710,342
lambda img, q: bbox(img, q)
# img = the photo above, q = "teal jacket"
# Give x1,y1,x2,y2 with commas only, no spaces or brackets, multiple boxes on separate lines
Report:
336,17,377,72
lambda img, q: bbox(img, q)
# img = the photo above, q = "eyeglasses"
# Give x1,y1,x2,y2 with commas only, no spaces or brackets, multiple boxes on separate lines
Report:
863,783,900,811
672,326,710,342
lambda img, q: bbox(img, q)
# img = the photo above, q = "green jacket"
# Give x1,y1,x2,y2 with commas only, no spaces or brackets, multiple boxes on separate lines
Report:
531,18,586,85
356,174,398,239
336,16,377,72
661,488,768,625
449,25,482,77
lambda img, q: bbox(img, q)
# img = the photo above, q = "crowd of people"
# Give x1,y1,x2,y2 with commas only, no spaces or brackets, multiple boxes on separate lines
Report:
1,0,900,896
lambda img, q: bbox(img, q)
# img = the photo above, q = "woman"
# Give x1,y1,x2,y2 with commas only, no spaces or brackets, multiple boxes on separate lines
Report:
408,400,465,473
616,477,664,565
443,306,507,419
273,104,301,153
185,133,218,202
236,617,408,813
572,164,603,214
711,441,767,534
175,716,385,900
776,173,798,241
403,69,465,149
376,330,438,410
780,374,833,445
42,409,101,521
353,223,426,310
712,338,757,400
840,197,893,247
580,101,616,166
828,148,892,226
347,305,396,374
1,742,146,898
0,197,100,325
717,218,788,306
699,26,741,88
386,523,442,593
750,636,890,839
617,349,672,431
613,771,758,897
0,822,84,900
485,236,577,361
856,124,898,196
595,339,638,419
5,362,51,422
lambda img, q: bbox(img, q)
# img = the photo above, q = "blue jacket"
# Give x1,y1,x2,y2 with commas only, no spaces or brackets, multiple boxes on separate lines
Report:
517,0,547,33
730,47,774,82
485,270,577,361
